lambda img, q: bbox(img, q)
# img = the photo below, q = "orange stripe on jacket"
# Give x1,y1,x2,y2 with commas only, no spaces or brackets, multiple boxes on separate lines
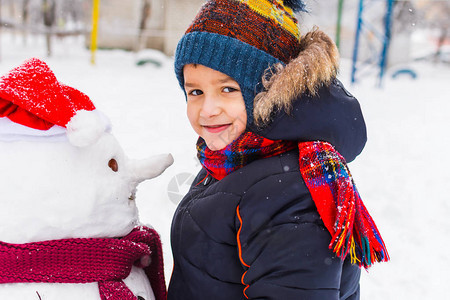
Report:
236,205,250,299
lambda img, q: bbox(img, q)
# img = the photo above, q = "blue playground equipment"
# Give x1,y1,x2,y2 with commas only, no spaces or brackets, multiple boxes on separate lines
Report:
351,0,395,86
391,68,417,79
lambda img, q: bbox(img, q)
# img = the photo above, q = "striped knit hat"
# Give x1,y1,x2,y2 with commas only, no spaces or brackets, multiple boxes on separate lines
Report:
174,0,307,126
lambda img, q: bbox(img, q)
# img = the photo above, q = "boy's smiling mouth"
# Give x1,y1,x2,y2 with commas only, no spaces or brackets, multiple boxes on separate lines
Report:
202,124,231,133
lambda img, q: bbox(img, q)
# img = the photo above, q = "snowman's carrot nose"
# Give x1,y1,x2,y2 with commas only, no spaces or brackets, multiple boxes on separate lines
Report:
128,153,174,183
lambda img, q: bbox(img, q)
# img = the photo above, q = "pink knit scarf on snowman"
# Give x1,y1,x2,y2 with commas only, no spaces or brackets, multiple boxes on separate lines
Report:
0,226,166,300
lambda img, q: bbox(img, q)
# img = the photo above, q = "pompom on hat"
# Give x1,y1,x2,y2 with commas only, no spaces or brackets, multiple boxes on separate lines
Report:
174,0,308,126
0,58,109,147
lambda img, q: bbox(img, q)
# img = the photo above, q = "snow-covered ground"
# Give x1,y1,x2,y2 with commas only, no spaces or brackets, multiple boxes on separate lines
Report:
1,32,449,299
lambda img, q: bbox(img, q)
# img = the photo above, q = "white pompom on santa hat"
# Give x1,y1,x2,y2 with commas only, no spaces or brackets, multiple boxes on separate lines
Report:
0,57,109,147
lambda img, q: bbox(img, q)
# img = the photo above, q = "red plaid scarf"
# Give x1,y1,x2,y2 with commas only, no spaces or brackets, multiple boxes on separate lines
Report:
0,226,167,300
197,132,297,180
197,132,389,269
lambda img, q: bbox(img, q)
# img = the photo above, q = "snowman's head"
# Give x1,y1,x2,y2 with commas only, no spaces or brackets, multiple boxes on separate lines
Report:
0,131,173,244
0,58,173,243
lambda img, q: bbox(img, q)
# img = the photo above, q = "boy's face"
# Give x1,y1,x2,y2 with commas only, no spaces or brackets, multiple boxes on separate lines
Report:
184,64,247,151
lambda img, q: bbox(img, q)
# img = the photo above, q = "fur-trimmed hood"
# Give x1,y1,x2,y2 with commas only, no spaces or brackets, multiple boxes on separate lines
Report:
253,29,340,125
250,30,367,163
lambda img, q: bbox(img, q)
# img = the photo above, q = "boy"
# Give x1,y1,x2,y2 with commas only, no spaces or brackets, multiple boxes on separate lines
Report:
169,1,388,299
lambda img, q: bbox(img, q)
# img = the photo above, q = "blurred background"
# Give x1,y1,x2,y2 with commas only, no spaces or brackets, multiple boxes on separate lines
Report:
0,0,448,68
0,1,449,299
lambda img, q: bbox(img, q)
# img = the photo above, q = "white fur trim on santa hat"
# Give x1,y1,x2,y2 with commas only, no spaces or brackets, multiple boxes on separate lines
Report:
66,110,109,147
0,117,67,142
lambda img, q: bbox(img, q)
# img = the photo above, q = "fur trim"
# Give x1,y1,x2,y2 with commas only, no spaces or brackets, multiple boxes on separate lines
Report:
253,29,340,126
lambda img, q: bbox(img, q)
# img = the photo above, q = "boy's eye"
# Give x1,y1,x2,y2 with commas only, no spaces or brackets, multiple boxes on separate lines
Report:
189,89,203,96
223,87,238,93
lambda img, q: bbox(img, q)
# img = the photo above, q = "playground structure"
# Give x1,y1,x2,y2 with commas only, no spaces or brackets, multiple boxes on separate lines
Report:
0,0,186,59
349,0,395,86
0,1,447,80
343,0,448,85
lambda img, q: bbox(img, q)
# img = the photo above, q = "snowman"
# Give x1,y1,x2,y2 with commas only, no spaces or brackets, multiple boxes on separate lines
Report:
0,58,173,300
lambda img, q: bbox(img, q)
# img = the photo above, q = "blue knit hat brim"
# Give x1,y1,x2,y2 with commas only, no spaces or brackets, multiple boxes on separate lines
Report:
174,31,282,126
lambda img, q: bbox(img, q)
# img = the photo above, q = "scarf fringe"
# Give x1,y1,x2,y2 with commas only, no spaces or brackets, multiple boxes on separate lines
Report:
298,141,389,269
330,201,390,268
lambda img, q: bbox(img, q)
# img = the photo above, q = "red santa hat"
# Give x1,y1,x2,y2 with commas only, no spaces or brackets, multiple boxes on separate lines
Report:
0,58,109,147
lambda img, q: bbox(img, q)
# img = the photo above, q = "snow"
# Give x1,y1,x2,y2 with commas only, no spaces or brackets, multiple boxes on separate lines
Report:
0,33,449,299
0,133,135,243
66,109,108,147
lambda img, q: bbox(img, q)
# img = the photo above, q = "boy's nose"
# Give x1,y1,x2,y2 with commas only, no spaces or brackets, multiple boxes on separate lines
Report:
199,95,221,118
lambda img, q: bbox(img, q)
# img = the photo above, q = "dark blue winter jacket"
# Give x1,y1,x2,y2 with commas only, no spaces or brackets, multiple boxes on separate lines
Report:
168,79,365,300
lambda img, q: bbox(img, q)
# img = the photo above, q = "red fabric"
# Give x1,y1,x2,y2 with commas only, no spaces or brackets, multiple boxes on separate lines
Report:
198,133,389,269
0,58,95,130
0,98,54,130
196,132,297,180
0,226,167,300
298,141,389,268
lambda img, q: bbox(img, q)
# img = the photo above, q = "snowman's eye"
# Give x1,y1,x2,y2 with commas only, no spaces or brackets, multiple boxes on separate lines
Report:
108,159,119,172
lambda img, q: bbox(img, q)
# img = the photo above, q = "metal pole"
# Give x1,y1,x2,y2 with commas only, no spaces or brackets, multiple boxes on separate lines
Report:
90,0,100,65
351,0,364,84
336,0,344,50
378,0,394,86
